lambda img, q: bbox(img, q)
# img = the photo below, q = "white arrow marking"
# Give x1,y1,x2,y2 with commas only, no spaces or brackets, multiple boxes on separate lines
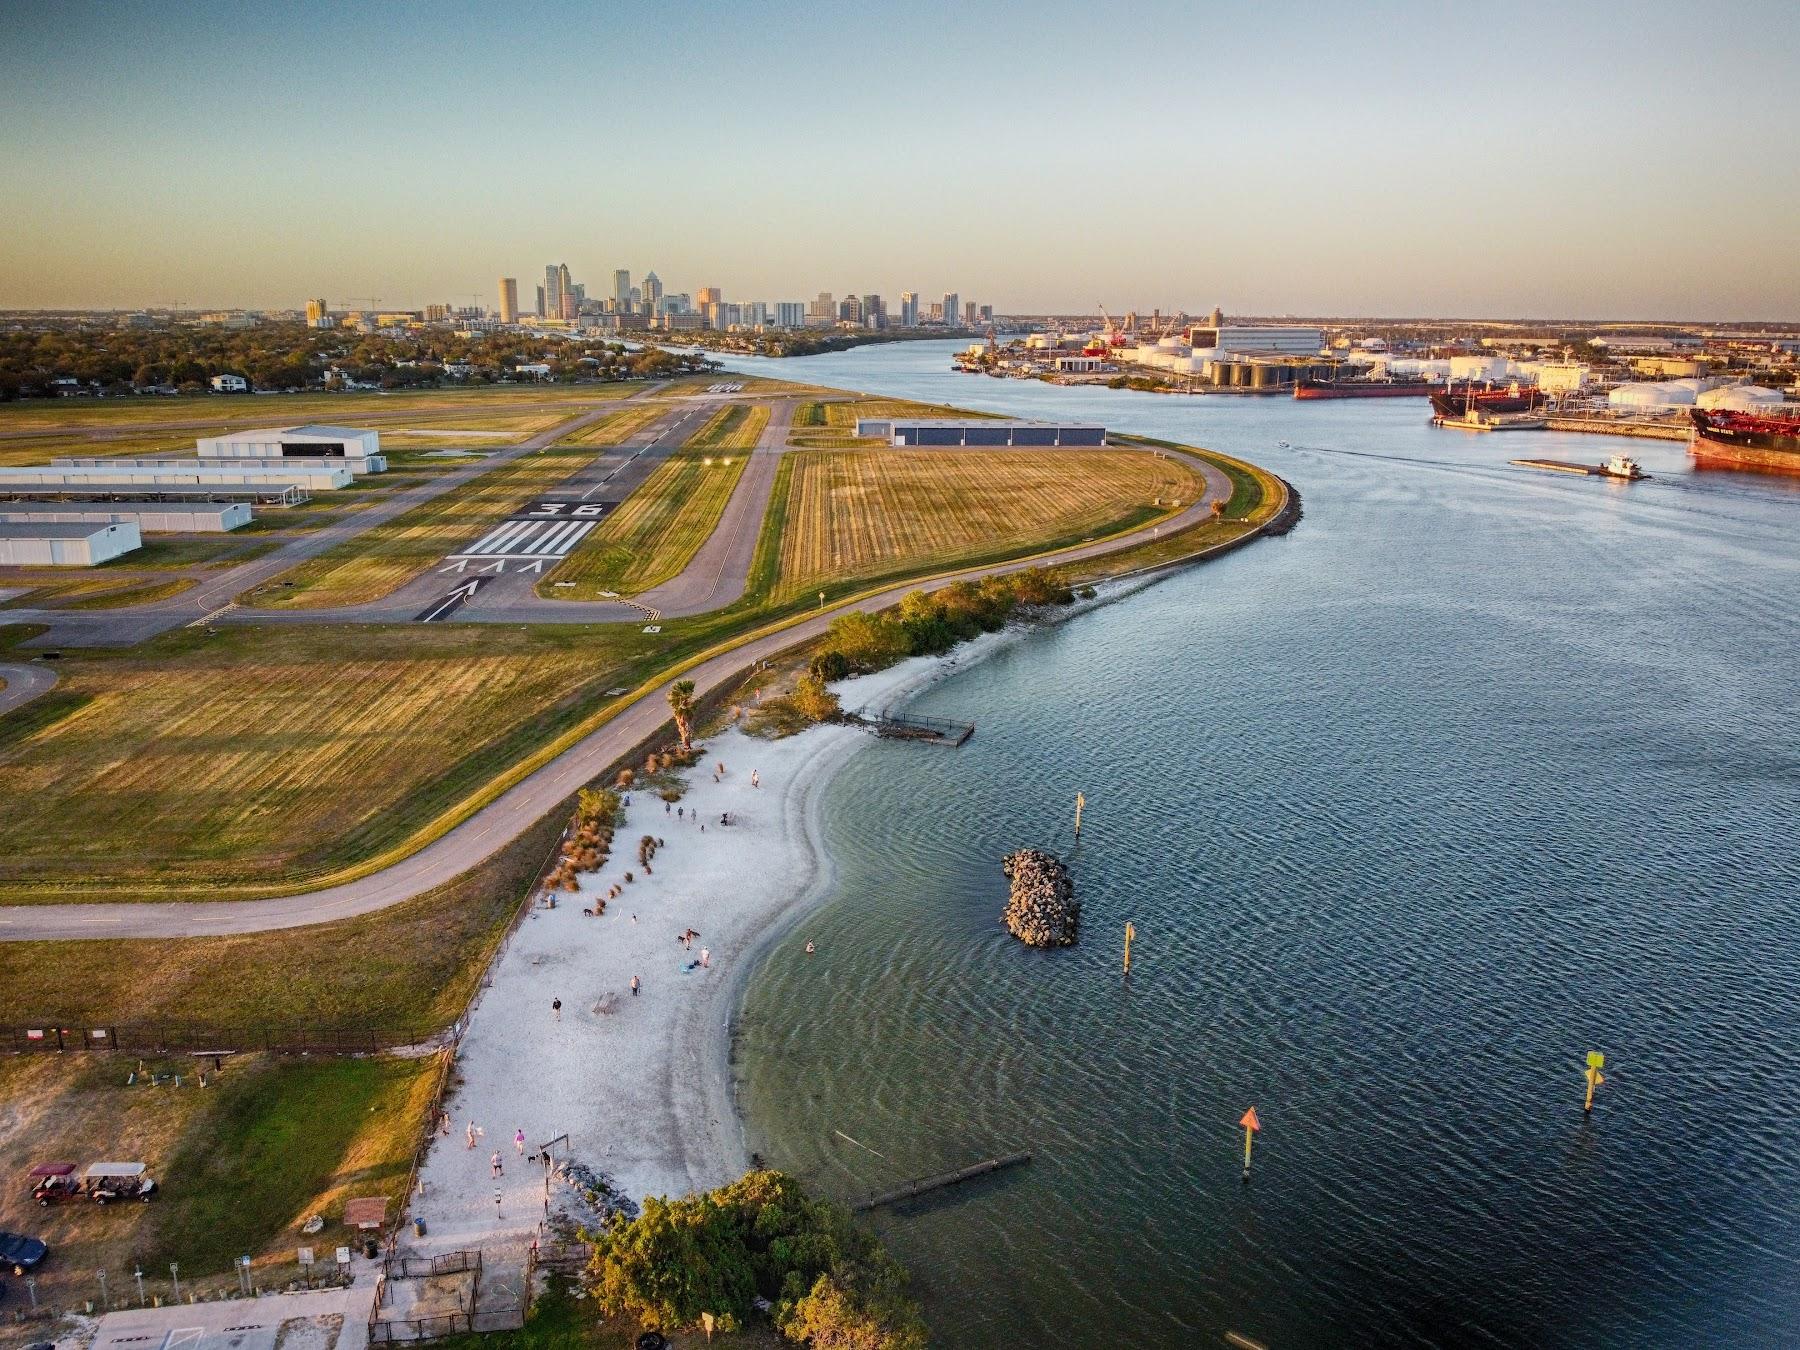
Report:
439,559,470,574
519,559,545,574
480,559,506,574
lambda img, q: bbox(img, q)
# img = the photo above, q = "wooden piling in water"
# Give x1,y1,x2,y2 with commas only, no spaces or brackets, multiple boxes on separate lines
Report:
850,1152,1031,1212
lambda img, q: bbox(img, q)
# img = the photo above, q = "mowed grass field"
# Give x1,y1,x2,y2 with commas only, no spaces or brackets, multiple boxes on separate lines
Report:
554,402,667,446
241,446,594,608
0,622,661,896
0,1053,435,1308
0,382,646,434
769,448,1200,602
543,405,768,599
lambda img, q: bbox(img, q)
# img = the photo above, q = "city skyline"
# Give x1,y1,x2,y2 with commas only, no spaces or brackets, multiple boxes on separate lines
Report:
3,0,1799,318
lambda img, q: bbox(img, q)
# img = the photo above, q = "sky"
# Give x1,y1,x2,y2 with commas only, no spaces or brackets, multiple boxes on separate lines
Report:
2,0,1798,320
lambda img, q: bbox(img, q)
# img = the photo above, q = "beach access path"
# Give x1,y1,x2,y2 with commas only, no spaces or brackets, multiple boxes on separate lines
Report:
0,448,1243,941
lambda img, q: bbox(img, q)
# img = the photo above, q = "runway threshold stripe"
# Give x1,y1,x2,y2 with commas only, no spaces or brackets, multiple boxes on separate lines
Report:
469,520,529,554
494,521,549,555
537,520,587,555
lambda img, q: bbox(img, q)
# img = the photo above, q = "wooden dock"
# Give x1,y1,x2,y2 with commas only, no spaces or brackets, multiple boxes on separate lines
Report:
850,1152,1031,1212
852,708,975,746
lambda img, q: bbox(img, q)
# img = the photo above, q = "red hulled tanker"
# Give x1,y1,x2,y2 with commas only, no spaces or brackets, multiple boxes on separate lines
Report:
1688,408,1800,477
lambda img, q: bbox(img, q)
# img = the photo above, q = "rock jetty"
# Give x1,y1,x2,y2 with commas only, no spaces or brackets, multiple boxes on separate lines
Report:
1001,848,1079,947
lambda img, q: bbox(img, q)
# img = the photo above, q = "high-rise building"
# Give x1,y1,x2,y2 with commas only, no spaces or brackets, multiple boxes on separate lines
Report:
808,292,834,322
775,301,805,328
838,295,861,324
696,286,722,309
964,301,978,326
304,297,328,327
535,285,547,318
862,295,883,328
979,304,993,322
740,301,768,326
560,267,577,320
498,278,518,324
613,270,631,309
942,293,959,327
927,302,944,322
899,291,918,327
544,264,564,321
642,271,663,313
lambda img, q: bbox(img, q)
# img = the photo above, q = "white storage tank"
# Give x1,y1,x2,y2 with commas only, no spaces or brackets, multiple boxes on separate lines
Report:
1696,384,1787,411
1608,380,1701,409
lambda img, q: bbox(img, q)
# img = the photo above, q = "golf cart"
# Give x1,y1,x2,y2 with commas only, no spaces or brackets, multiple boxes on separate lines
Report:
28,1162,79,1206
82,1161,157,1204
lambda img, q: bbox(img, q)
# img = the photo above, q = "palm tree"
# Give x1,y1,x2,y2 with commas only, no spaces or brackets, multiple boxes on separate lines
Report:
667,679,697,751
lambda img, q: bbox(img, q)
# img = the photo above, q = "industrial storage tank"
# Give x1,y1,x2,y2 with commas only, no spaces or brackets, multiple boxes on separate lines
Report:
1607,380,1703,409
1696,384,1788,411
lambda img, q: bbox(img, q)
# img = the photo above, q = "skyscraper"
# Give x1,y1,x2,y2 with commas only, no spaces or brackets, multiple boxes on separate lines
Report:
808,292,834,323
899,291,918,327
543,265,562,319
642,271,663,314
613,270,631,310
558,265,576,320
304,297,328,327
536,285,546,318
964,300,978,326
696,286,722,308
942,293,959,328
862,294,883,328
775,301,805,328
497,277,518,325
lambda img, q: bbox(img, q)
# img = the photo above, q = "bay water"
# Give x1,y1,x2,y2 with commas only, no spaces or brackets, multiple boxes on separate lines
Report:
722,342,1800,1347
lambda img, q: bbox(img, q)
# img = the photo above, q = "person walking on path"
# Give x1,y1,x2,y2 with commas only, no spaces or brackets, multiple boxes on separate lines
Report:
439,1111,451,1136
631,975,641,996
491,1151,503,1178
751,769,760,789
466,1121,477,1149
514,1128,526,1156
552,997,561,1021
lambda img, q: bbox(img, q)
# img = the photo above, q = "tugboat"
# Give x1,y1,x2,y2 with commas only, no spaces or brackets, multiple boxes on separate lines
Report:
1597,454,1647,480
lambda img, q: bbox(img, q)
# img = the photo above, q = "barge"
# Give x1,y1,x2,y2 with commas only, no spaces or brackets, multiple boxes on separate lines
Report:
1511,454,1649,480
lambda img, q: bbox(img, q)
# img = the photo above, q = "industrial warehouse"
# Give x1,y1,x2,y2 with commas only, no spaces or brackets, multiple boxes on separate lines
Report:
0,425,381,565
855,418,1108,446
0,520,141,567
195,424,386,468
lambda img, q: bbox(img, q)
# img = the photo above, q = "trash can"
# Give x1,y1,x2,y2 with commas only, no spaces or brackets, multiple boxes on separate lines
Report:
414,1217,426,1238
363,1238,378,1259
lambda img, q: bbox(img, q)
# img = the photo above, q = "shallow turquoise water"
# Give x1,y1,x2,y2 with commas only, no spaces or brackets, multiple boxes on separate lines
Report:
725,343,1800,1347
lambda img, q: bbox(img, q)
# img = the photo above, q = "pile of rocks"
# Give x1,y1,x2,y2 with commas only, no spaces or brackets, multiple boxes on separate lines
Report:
1001,848,1079,948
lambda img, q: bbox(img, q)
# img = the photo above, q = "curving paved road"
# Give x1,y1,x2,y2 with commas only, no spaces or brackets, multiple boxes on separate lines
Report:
0,661,58,716
0,445,1252,941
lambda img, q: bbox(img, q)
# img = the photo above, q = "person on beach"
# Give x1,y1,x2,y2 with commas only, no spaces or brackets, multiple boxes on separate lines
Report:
551,997,561,1021
439,1111,451,1136
631,975,641,996
751,770,760,789
700,947,711,968
514,1128,526,1155
717,762,726,776
491,1151,503,1178
466,1121,477,1149
665,802,670,814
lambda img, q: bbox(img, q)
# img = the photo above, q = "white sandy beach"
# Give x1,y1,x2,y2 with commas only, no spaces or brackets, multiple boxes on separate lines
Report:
400,634,1018,1259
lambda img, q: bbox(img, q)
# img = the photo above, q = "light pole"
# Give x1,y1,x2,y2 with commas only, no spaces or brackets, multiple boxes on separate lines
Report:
97,1268,109,1310
135,1265,146,1305
170,1262,181,1302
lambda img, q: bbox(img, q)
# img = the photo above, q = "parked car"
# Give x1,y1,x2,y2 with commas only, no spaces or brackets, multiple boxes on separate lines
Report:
28,1162,79,1206
0,1230,48,1274
82,1162,157,1204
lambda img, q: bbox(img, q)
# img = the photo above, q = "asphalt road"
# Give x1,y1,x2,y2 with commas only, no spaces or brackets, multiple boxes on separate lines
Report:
0,446,1251,942
0,660,58,715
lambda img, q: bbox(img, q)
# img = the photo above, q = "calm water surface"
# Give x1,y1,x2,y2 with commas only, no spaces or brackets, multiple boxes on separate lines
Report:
723,342,1800,1347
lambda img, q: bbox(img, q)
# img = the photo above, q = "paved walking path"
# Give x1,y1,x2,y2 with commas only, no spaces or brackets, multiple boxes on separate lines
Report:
0,448,1255,942
80,1279,376,1350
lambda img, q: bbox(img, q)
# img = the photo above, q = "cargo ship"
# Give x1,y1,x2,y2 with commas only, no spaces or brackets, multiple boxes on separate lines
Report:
1688,408,1800,477
1294,376,1433,400
1428,383,1546,420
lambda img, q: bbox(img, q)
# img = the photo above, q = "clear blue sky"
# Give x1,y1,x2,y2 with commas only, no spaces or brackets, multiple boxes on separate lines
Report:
3,0,1797,318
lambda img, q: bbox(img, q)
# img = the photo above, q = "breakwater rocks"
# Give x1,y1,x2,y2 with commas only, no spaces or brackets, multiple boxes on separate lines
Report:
1001,849,1079,947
